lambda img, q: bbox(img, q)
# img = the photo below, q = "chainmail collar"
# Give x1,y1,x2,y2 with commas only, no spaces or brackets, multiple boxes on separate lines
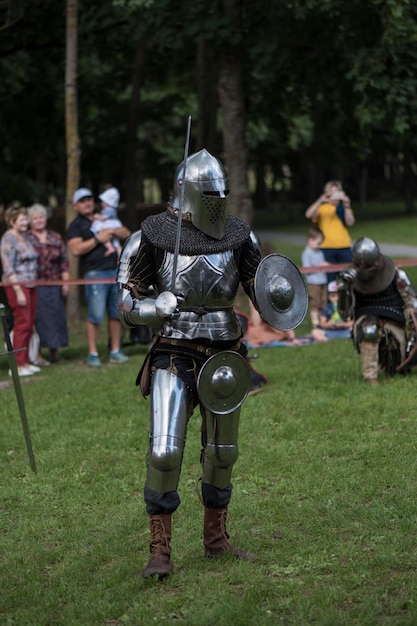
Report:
141,209,251,254
354,278,405,324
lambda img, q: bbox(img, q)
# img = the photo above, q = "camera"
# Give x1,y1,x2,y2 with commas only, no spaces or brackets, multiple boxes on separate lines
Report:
330,191,345,201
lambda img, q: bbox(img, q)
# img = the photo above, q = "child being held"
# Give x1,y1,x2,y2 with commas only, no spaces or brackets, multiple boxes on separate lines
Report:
91,187,122,257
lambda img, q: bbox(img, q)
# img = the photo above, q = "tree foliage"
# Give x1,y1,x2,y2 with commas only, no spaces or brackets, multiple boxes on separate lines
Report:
1,0,417,220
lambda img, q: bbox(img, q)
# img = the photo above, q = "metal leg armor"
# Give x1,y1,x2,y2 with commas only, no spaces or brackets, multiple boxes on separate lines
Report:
201,406,241,490
354,315,406,381
379,321,405,376
197,350,251,490
146,368,192,494
354,316,381,382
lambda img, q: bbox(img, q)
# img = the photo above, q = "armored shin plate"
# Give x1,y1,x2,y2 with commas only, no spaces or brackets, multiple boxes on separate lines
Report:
197,351,250,415
202,406,241,489
146,368,191,494
254,254,308,331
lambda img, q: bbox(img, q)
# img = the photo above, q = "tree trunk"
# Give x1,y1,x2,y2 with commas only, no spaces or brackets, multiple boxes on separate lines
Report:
125,38,146,233
217,0,252,225
65,0,80,322
196,40,218,153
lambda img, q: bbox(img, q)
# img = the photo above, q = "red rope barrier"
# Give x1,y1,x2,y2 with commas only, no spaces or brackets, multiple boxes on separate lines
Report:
2,258,417,287
300,258,417,274
0,277,115,287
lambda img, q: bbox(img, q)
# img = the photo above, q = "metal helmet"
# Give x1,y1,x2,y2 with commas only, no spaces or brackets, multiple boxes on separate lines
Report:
352,237,381,268
169,149,229,240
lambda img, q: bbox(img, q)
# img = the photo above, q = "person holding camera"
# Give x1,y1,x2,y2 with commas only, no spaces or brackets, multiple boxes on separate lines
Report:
305,180,355,281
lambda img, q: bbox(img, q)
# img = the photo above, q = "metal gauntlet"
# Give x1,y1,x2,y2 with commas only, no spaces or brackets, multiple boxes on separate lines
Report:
119,296,164,329
339,268,357,284
118,290,179,329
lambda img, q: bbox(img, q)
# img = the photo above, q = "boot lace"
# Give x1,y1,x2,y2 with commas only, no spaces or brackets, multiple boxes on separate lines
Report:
150,516,169,555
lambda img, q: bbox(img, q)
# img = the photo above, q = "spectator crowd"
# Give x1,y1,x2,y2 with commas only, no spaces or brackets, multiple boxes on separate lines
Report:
1,177,416,389
0,187,131,376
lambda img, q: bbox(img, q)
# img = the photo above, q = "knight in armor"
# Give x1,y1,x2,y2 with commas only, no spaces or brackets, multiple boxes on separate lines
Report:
117,149,268,579
337,237,416,385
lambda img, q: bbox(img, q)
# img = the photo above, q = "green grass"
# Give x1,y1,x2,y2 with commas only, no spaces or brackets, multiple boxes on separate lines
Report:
254,201,417,246
2,216,417,625
2,324,417,625
253,213,417,302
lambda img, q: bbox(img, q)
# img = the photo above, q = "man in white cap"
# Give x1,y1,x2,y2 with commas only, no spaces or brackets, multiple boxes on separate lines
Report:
67,187,131,367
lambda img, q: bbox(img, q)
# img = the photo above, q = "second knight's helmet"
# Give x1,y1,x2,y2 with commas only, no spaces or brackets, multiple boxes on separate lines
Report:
352,237,381,267
352,237,381,280
169,148,229,240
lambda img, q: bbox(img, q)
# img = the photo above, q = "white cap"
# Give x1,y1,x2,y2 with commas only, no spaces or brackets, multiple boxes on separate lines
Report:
73,188,93,204
328,280,339,293
99,187,120,209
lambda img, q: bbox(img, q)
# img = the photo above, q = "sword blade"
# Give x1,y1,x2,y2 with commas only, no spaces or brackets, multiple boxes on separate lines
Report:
0,304,37,473
170,115,192,292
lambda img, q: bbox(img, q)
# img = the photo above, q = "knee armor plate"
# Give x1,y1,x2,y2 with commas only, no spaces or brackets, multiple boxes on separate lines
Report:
357,316,380,343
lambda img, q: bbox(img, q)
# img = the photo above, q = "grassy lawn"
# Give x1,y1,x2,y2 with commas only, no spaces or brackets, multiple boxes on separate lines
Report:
253,211,417,295
1,328,417,625
253,201,417,247
1,216,417,625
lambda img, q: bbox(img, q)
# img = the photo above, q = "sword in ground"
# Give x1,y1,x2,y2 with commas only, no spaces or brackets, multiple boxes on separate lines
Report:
0,303,37,473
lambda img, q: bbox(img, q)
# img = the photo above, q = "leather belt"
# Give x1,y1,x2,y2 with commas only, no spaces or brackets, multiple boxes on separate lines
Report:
179,306,233,315
157,336,240,356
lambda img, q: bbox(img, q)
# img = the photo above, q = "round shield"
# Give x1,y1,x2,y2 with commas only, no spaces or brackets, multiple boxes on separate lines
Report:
254,254,308,331
197,351,251,414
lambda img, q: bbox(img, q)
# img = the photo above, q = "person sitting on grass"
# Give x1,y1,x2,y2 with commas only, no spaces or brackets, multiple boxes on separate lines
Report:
246,299,301,347
318,280,353,340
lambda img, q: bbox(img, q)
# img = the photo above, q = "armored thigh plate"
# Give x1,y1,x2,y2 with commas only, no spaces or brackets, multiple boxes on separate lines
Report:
197,351,250,489
146,368,191,494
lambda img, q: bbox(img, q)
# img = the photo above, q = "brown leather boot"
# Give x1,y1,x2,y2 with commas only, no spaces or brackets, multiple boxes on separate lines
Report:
142,514,174,579
203,507,257,560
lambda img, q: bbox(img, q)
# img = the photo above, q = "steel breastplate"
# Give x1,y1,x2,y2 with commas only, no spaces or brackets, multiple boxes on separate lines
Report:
155,251,241,341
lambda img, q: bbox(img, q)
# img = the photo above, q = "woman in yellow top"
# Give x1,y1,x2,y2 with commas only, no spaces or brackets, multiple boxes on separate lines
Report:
305,180,355,280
